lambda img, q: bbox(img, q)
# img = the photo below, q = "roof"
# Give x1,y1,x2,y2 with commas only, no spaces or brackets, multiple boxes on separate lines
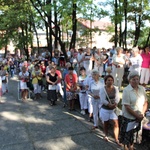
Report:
78,18,112,30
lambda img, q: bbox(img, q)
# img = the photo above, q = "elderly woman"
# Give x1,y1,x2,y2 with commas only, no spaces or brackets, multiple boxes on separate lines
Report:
65,67,78,111
129,47,143,75
112,47,125,91
77,48,84,71
100,75,121,145
120,71,148,150
83,48,93,75
88,69,104,129
84,73,94,122
94,49,104,77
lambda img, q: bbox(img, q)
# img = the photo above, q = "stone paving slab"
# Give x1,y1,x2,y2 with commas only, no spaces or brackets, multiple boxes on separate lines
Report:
33,133,117,150
0,125,29,148
0,77,148,150
1,142,34,150
27,118,89,140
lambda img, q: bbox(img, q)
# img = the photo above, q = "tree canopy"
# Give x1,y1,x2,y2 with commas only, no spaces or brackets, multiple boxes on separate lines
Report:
0,0,149,58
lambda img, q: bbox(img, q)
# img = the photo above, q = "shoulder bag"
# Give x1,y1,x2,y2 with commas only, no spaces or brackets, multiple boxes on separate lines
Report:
103,87,122,116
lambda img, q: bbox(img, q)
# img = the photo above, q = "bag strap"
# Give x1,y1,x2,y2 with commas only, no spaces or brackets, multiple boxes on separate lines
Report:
103,86,112,104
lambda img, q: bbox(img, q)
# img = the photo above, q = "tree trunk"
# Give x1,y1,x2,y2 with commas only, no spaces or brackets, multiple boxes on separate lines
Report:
25,23,29,60
54,0,58,50
122,0,128,48
114,0,118,47
30,0,67,59
21,25,29,60
45,22,49,50
90,7,93,48
69,2,77,50
46,0,53,57
133,3,142,47
118,0,122,47
119,23,122,47
31,13,40,54
133,14,141,47
123,0,127,49
4,44,7,58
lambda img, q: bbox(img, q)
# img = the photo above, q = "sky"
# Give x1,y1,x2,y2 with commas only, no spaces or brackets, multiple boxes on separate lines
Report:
93,0,111,22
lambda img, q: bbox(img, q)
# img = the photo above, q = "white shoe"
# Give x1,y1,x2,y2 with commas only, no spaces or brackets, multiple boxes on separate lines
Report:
80,110,85,115
82,110,85,115
80,110,83,114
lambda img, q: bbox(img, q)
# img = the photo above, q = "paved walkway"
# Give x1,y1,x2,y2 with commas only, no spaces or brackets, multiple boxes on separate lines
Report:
0,76,148,150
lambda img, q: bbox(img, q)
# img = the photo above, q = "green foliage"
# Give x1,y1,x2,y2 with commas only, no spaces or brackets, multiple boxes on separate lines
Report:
0,0,36,54
1,0,149,52
100,0,150,47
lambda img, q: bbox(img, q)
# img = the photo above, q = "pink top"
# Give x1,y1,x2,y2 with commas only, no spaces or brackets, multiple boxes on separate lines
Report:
141,53,150,68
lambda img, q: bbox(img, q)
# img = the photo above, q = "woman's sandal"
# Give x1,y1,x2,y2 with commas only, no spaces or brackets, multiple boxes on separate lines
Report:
103,136,109,142
115,140,123,146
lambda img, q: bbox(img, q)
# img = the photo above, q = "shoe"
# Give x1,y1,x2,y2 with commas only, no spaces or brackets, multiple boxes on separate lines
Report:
103,136,109,142
50,103,53,106
80,110,84,114
49,102,54,106
22,99,26,103
82,110,85,115
63,103,67,108
91,126,98,130
115,140,123,146
88,117,92,122
80,110,85,115
33,97,37,101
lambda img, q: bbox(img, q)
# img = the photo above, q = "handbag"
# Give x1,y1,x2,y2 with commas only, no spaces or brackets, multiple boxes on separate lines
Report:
103,87,122,116
114,106,122,116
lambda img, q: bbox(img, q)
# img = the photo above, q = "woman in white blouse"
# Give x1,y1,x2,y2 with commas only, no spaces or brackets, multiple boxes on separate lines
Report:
120,71,148,149
129,47,143,75
88,69,104,129
83,48,93,75
112,47,125,91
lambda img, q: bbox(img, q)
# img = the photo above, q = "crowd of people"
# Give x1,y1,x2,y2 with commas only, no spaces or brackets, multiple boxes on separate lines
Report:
0,46,150,150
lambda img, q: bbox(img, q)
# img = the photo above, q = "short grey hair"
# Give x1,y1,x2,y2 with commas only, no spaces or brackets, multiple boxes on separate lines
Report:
91,69,99,75
132,47,139,53
116,47,123,52
66,62,71,67
128,71,140,81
